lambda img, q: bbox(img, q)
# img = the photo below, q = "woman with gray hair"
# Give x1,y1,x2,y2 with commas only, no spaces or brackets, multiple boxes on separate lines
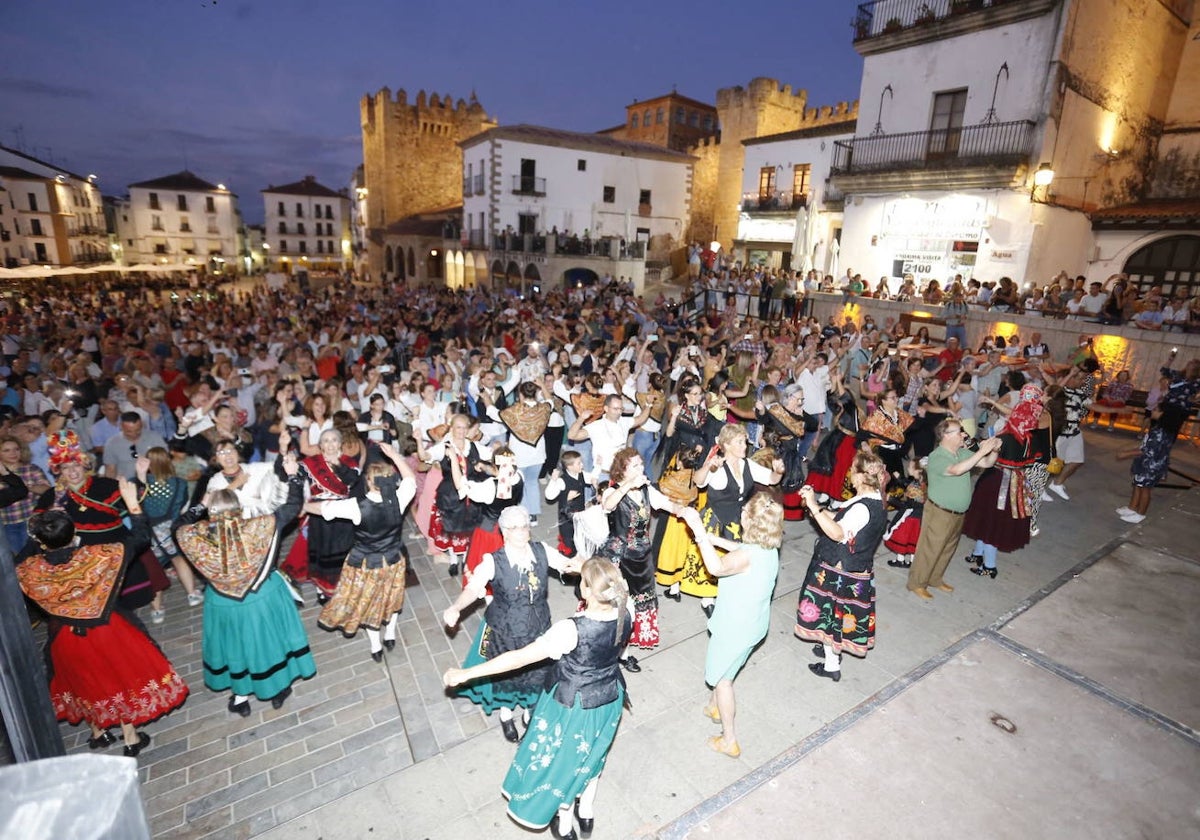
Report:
175,451,316,717
443,505,581,742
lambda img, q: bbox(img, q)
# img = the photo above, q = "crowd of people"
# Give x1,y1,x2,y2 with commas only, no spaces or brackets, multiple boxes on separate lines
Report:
4,270,1199,838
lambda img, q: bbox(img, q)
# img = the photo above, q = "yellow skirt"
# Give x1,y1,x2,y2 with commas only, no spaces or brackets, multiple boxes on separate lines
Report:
655,498,720,598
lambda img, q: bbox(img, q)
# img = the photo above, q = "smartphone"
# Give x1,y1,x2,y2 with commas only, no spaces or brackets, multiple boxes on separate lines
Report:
647,334,658,341
708,444,724,461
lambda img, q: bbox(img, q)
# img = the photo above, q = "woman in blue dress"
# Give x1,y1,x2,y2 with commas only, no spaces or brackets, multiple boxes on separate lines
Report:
443,557,632,840
680,491,782,758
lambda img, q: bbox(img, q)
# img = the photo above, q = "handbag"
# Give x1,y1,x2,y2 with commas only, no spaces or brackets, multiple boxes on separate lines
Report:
572,503,610,561
1045,412,1064,475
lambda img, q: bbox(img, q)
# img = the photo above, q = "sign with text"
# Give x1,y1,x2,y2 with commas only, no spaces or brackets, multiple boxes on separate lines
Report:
892,251,944,278
881,196,988,241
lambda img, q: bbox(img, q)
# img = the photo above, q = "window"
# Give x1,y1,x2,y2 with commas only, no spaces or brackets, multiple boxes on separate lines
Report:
517,213,538,235
759,167,776,200
675,107,685,125
643,109,651,126
180,216,191,232
603,186,615,203
177,194,188,211
577,159,587,171
639,189,652,206
278,222,287,234
295,203,303,217
327,240,335,254
928,89,968,157
35,243,47,261
280,240,288,252
278,201,286,216
656,107,664,124
297,223,306,235
206,196,216,213
317,240,324,253
703,115,714,131
688,111,699,127
792,164,811,198
154,243,167,254
631,113,639,128
1122,234,1200,299
30,219,43,236
325,205,333,219
299,241,307,253
151,215,163,231
149,192,160,210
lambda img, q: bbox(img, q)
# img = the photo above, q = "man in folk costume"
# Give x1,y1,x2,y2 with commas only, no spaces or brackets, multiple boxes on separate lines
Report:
16,477,188,758
174,451,316,717
39,430,170,613
498,381,552,525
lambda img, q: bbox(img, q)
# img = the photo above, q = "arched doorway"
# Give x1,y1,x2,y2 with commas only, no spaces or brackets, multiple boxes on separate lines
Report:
407,247,416,278
491,260,506,283
564,267,600,288
452,251,465,289
396,245,406,281
505,260,522,289
427,248,444,280
523,263,541,294
1123,235,1200,300
384,246,394,275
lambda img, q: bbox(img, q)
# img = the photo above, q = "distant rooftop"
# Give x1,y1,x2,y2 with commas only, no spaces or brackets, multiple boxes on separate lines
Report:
262,175,345,198
129,170,222,192
461,124,696,162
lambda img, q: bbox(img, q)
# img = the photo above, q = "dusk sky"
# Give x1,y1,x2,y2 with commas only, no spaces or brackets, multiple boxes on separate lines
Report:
2,1,864,223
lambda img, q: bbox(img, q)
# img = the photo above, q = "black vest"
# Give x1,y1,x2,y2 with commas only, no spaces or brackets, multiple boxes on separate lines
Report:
552,614,632,709
483,544,551,655
706,459,754,537
558,471,587,522
345,477,404,569
815,496,886,573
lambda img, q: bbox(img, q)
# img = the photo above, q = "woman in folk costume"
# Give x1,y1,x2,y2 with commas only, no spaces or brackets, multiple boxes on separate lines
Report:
309,442,417,662
803,365,862,503
40,430,170,613
174,450,316,717
498,380,552,524
459,444,525,590
756,384,809,520
652,442,704,603
444,505,581,743
278,427,360,604
16,477,188,758
962,384,1043,578
420,413,493,578
858,387,915,492
443,558,632,839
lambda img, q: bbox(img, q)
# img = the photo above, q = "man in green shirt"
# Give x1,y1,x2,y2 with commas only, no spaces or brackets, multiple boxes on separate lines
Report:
907,419,1001,600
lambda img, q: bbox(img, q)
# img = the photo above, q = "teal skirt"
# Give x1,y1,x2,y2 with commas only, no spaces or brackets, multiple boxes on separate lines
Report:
501,686,624,829
202,571,317,700
458,620,550,713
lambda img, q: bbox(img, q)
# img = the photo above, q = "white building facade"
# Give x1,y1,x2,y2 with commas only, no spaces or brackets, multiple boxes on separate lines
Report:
125,171,240,272
0,145,108,268
262,176,352,275
831,0,1198,297
456,125,694,292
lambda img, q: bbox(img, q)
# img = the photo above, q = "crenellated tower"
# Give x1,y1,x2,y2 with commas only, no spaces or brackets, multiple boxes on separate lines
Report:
359,86,496,277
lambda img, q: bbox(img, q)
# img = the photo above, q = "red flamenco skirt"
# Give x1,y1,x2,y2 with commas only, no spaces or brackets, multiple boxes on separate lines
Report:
463,522,503,592
783,490,804,521
429,502,471,555
281,531,310,582
883,506,923,555
50,612,189,729
803,435,858,501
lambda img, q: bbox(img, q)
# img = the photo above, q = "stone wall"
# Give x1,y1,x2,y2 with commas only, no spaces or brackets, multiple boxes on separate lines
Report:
686,136,720,246
806,292,1200,389
359,87,496,279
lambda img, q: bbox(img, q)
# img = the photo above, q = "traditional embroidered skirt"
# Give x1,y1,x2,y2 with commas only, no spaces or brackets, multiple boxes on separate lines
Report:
318,556,407,636
501,688,624,830
883,505,923,555
794,562,876,658
429,501,471,555
962,468,1031,553
629,591,660,649
655,502,719,598
307,517,355,596
459,620,552,714
804,432,857,501
202,572,317,700
49,612,189,729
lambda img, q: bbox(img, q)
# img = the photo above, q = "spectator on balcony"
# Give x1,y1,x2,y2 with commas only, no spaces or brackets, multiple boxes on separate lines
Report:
1100,275,1134,325
1134,300,1166,331
1065,288,1087,319
991,277,1018,312
921,281,944,305
942,289,970,347
873,277,891,300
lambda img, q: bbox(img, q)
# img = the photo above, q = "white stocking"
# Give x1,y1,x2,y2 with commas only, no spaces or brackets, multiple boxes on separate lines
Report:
577,775,600,818
824,644,841,672
365,628,382,653
232,693,250,704
498,706,514,722
383,613,398,642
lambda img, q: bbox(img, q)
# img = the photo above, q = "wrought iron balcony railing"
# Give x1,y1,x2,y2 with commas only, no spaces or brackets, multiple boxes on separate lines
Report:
473,174,485,195
830,120,1035,175
853,0,1008,40
511,176,546,196
741,191,808,213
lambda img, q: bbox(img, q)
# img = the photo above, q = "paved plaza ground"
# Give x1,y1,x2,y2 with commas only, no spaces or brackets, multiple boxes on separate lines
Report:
51,425,1200,839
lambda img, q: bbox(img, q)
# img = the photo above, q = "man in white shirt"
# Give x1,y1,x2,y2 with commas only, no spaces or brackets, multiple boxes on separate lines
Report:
797,353,830,454
515,343,547,384
567,394,651,479
1081,282,1108,318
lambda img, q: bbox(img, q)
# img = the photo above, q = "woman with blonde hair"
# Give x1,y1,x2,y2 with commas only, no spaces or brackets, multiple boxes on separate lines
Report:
681,491,783,758
444,556,631,839
795,450,889,682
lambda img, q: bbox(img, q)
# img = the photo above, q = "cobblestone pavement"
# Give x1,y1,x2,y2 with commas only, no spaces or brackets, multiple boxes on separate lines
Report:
51,429,1200,838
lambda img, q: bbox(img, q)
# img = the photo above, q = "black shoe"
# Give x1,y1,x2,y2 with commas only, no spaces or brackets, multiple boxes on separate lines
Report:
316,592,330,606
811,643,826,659
619,656,641,673
963,553,983,567
550,819,578,840
575,801,594,838
663,588,681,602
371,648,384,663
701,603,714,619
383,637,396,651
271,686,292,710
887,557,912,568
500,718,520,743
448,563,459,578
808,662,842,682
123,731,151,757
529,515,538,526
87,730,117,750
228,696,252,717
970,565,998,579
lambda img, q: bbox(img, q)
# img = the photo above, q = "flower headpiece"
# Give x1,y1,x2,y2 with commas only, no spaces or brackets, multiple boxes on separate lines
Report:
47,430,88,473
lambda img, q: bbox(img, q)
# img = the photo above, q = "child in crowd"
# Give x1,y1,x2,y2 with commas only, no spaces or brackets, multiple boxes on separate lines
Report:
884,463,926,568
1091,369,1134,430
545,450,592,559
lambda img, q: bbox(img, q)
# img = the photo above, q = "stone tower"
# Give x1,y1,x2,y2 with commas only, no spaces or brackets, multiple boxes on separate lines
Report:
359,87,496,278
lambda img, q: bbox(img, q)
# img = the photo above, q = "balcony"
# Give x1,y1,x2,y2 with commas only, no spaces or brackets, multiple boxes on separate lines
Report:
852,0,1059,55
830,120,1035,191
490,233,646,260
741,191,808,213
511,176,546,197
465,229,487,249
473,174,484,195
462,177,472,196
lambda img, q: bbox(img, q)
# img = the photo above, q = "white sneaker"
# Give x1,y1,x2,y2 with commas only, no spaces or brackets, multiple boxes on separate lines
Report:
1115,507,1134,517
1041,491,1054,502
187,591,204,607
1030,526,1040,537
1048,483,1070,500
1120,512,1146,524
150,609,165,624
